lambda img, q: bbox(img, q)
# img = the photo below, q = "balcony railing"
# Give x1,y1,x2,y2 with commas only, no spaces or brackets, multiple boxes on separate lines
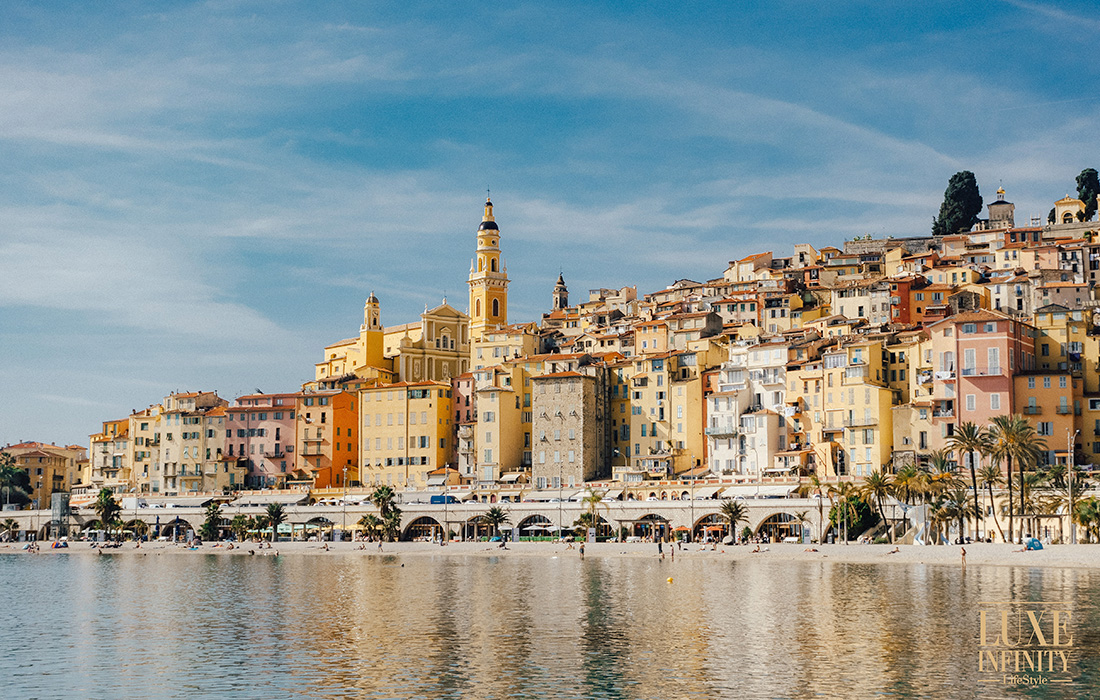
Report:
1056,406,1073,415
843,417,877,428
1024,406,1042,415
960,366,1003,377
705,425,739,437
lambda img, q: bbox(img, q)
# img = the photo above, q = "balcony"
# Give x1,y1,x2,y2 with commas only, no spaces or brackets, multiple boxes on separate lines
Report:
1024,406,1042,415
705,425,739,437
960,366,1004,377
843,416,877,428
932,410,954,418
1056,406,1073,415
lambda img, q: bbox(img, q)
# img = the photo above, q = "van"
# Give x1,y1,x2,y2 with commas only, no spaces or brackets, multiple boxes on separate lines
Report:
429,495,458,505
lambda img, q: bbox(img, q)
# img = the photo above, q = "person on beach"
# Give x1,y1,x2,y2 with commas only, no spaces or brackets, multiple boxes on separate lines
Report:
579,543,585,558
961,547,966,568
658,538,664,559
377,540,383,552
887,547,900,554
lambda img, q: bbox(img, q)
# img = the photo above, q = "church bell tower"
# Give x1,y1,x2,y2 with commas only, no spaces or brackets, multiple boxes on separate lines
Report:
468,196,510,341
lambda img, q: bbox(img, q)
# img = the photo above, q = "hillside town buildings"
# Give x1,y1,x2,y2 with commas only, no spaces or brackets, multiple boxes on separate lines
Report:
10,186,1100,508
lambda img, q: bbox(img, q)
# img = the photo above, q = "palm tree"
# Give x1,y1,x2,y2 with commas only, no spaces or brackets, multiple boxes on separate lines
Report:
796,473,827,543
978,463,1006,542
893,463,923,509
200,501,222,541
382,510,402,541
988,414,1046,543
480,506,510,538
370,485,401,540
229,514,249,541
861,471,894,543
1074,497,1100,542
93,488,122,539
793,510,810,543
827,481,861,544
719,499,747,543
1,518,17,541
370,485,397,518
938,489,980,543
358,514,381,541
265,502,287,543
948,422,990,540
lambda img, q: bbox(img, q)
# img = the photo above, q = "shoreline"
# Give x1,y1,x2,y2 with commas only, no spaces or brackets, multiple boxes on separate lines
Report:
3,540,1100,569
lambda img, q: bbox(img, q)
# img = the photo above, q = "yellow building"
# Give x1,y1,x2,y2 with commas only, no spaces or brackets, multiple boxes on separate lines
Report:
2,441,84,509
359,381,453,489
468,196,510,342
1015,372,1080,466
88,418,130,494
471,322,541,371
788,340,895,478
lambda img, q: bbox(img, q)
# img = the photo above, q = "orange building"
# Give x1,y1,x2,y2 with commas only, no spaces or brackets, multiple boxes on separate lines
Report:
295,390,359,488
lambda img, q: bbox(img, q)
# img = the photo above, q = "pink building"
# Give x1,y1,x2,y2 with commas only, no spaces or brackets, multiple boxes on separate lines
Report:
226,392,301,488
926,310,1037,443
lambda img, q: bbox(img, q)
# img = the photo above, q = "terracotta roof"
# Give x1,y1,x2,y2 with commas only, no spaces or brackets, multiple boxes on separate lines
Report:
532,371,586,379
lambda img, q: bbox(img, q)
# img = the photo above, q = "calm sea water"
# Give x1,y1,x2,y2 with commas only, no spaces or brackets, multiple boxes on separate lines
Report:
2,552,1098,699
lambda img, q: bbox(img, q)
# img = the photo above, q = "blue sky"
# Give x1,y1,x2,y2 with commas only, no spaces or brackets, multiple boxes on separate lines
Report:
2,0,1098,446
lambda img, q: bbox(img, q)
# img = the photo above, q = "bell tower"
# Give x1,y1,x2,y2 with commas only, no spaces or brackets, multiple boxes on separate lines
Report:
552,272,568,310
468,195,509,341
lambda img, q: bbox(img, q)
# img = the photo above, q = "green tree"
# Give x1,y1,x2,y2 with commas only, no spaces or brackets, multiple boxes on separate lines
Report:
382,510,402,541
229,514,249,541
988,415,1046,543
827,481,864,544
1073,497,1100,543
200,502,222,541
93,488,122,538
480,506,510,538
797,473,827,543
719,499,747,543
860,471,894,543
948,422,990,539
1077,168,1099,221
938,489,981,543
0,452,31,507
358,514,381,540
2,518,17,541
265,503,287,543
370,485,397,518
932,171,983,236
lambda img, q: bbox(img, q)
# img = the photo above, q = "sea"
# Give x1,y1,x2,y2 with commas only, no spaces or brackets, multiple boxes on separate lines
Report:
2,552,1097,699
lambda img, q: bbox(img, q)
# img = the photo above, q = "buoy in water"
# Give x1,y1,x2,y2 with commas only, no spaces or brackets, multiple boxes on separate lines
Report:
666,577,673,583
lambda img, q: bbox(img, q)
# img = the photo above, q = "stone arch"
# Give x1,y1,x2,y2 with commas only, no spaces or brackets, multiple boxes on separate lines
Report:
518,514,555,537
476,299,481,317
491,258,498,272
492,298,500,317
754,512,803,542
404,516,442,541
465,514,493,541
693,513,725,542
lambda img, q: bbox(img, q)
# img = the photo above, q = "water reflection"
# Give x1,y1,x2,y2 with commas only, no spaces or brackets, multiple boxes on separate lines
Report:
1,553,1097,699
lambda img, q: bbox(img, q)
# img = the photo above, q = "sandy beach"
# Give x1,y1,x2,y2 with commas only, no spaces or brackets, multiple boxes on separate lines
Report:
5,540,1100,569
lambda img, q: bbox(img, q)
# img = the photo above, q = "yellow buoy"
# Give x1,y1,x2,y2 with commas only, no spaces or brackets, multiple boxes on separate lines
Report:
667,577,673,583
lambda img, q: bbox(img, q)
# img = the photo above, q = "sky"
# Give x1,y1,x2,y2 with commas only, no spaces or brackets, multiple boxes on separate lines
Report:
2,0,1099,446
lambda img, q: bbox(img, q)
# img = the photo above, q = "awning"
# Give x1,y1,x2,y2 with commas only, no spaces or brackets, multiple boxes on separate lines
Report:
156,496,215,508
602,489,623,501
500,472,525,483
426,475,448,486
448,490,478,502
231,493,310,507
720,484,797,499
689,485,722,499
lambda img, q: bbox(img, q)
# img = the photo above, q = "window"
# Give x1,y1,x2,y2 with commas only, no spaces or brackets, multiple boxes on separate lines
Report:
990,394,1001,411
966,394,976,411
